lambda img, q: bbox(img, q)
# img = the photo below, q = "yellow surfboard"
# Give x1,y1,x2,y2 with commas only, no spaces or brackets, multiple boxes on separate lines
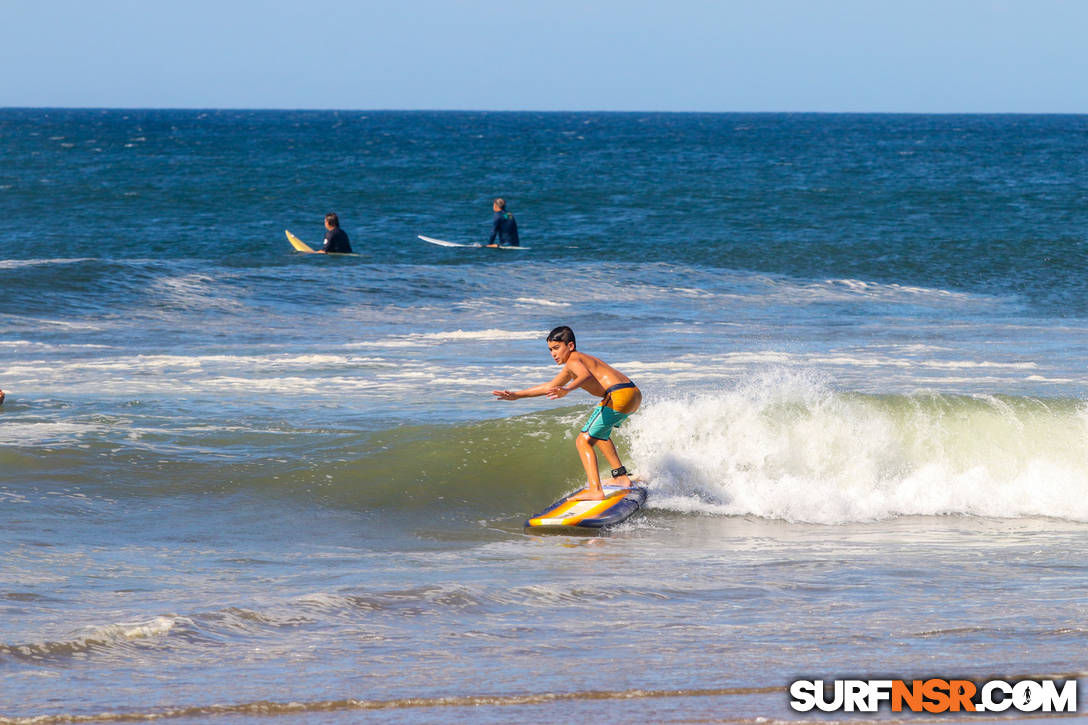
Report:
526,484,647,529
286,229,360,256
285,229,318,253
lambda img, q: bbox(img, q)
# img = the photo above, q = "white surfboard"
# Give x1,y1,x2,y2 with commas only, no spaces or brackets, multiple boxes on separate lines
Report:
418,235,528,250
418,235,478,248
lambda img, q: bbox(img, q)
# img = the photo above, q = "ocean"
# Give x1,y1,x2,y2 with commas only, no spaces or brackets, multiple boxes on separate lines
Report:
1,109,1087,723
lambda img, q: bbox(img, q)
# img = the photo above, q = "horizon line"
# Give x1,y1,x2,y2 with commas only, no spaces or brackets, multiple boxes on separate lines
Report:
3,105,1088,117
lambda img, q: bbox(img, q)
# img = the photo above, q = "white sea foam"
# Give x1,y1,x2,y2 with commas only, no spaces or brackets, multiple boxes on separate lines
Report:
616,349,1055,397
821,277,973,300
639,268,990,308
3,339,1068,423
86,615,184,642
0,421,111,446
513,297,570,307
0,257,98,270
2,616,189,660
625,370,1088,524
0,313,103,331
0,340,110,351
352,328,543,348
147,272,244,311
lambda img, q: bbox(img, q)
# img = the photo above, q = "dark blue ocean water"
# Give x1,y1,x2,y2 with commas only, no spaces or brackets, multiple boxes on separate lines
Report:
2,110,1087,723
3,111,1087,308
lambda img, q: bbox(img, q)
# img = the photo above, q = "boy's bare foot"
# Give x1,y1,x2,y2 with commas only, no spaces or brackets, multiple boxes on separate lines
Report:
609,474,633,487
567,488,607,501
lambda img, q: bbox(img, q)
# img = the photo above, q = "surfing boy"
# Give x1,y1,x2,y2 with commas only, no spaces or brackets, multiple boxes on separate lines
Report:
492,326,641,501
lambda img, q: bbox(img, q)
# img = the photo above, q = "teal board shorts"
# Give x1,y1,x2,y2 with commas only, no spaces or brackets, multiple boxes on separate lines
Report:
581,405,630,440
580,382,639,440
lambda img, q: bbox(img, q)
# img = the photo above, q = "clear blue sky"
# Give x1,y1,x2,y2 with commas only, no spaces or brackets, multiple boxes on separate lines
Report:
3,0,1086,112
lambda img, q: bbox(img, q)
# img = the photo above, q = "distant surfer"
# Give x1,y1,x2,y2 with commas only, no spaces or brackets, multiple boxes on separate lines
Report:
0,388,4,405
492,326,641,501
320,213,353,254
487,198,519,247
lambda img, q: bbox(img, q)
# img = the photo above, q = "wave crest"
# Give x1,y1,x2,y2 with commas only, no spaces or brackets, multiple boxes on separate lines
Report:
626,371,1088,523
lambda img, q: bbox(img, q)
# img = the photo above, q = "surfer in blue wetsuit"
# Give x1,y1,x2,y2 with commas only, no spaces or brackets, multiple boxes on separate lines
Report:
492,326,642,501
320,213,353,254
487,198,519,247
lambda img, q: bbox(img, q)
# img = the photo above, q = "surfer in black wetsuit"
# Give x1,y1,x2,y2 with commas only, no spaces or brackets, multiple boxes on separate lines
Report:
487,198,519,247
321,213,353,254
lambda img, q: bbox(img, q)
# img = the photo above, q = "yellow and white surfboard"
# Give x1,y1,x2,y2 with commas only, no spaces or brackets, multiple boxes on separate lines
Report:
526,484,647,530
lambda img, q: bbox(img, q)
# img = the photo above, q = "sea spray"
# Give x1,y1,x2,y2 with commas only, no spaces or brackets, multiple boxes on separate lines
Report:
625,370,1088,523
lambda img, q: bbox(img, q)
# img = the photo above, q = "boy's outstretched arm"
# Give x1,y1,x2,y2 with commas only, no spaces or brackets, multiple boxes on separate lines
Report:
545,357,592,399
492,369,573,401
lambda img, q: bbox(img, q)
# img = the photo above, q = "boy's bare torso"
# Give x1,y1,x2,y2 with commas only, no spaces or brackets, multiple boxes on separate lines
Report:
562,351,631,397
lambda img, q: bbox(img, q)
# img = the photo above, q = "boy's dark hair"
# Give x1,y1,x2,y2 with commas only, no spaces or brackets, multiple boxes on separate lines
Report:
325,213,340,228
546,326,576,348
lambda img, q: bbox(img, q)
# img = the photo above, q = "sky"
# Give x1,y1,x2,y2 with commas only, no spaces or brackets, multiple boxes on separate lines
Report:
2,0,1087,113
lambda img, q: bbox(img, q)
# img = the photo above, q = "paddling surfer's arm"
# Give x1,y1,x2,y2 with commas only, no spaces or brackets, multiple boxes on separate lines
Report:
492,369,573,401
